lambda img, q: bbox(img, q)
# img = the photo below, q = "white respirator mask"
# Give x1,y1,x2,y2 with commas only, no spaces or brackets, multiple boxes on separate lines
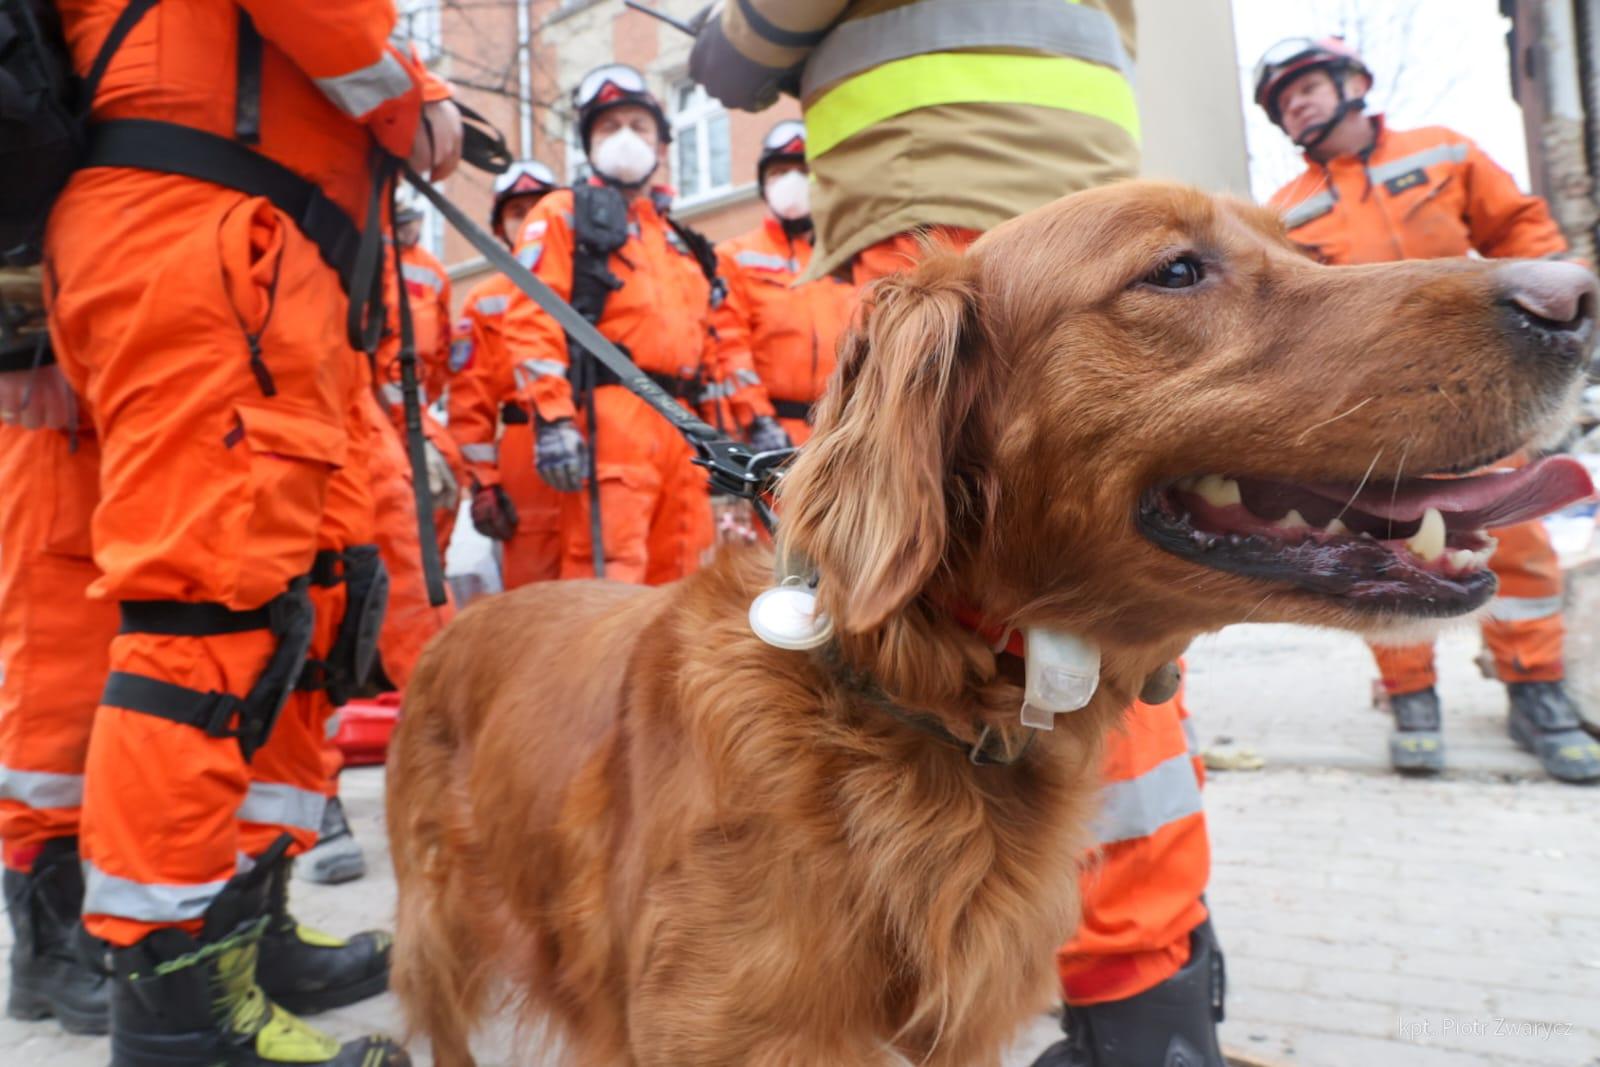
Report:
591,127,658,186
764,170,811,221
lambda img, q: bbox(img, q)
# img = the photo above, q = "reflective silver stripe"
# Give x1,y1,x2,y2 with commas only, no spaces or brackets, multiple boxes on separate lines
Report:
402,262,443,290
84,862,229,923
314,52,414,119
1281,191,1334,230
0,766,84,809
517,358,568,380
1367,143,1469,186
236,782,326,833
801,0,1134,99
1092,752,1203,846
734,250,798,273
377,381,404,406
475,294,511,316
461,443,499,464
1486,594,1564,622
700,381,735,401
734,368,763,388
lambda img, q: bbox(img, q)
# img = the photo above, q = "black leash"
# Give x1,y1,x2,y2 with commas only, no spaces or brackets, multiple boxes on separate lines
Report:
401,168,791,531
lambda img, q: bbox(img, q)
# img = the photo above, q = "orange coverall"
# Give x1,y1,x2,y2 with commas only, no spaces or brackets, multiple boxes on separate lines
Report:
713,217,857,445
0,426,118,871
854,238,1210,1007
39,0,425,946
446,272,564,587
1270,118,1573,694
502,185,746,584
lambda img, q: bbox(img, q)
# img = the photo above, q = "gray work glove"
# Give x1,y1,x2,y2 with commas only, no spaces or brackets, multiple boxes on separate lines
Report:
746,414,792,455
536,417,587,493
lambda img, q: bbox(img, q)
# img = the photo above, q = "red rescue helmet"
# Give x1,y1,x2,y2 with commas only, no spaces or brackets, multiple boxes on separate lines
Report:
1252,36,1372,127
757,119,807,184
490,159,558,235
574,63,670,151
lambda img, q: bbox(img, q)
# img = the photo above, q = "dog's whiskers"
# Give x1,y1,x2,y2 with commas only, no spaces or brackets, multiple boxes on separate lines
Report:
1332,448,1383,525
1239,593,1276,625
1385,442,1411,540
1294,396,1375,446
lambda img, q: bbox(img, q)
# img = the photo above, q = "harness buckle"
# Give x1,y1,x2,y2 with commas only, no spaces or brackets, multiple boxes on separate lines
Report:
194,691,246,740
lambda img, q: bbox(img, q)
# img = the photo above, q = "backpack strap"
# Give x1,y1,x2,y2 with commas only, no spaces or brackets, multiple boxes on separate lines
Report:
78,0,161,115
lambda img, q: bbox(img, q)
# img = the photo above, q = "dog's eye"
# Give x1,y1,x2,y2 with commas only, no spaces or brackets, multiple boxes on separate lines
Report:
1144,257,1205,289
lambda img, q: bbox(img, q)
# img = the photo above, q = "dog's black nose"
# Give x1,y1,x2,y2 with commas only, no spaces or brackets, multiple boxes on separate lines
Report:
1495,260,1597,371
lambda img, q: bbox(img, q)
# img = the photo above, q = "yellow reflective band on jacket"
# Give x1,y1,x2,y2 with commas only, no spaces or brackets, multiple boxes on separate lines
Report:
805,51,1139,160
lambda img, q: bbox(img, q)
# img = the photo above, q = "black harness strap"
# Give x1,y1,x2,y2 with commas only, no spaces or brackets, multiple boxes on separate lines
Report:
771,398,811,421
84,120,363,298
107,578,315,760
118,600,271,636
233,11,263,145
101,672,244,740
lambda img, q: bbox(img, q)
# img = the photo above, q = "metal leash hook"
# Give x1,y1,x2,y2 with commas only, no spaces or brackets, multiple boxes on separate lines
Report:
690,438,796,534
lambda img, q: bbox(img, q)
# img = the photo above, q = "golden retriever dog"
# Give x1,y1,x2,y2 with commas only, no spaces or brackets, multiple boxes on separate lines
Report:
386,181,1595,1067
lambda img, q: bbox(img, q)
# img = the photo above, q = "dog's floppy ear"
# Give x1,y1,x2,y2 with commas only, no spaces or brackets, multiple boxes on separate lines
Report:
781,246,987,634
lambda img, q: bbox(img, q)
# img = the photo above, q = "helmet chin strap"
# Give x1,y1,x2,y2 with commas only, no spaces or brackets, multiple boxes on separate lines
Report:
1292,79,1367,153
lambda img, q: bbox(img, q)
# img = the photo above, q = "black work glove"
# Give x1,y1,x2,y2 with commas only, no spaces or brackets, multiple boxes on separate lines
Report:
746,414,792,454
536,417,587,493
470,483,518,541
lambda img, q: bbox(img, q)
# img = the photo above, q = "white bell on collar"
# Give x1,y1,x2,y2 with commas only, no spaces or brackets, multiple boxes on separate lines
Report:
750,577,833,650
1020,627,1100,730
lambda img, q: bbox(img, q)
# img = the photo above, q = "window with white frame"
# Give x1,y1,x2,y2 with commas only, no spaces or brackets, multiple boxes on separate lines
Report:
670,79,730,204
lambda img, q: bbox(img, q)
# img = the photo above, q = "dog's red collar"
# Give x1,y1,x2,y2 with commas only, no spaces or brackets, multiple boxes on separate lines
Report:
949,604,1026,659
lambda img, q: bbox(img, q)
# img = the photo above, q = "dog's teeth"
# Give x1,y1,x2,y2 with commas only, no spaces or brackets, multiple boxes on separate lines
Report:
1406,507,1447,562
1325,518,1351,536
1447,549,1475,571
1274,509,1309,531
1194,475,1242,507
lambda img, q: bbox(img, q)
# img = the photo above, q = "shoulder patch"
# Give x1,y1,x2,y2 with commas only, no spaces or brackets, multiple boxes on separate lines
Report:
517,244,543,270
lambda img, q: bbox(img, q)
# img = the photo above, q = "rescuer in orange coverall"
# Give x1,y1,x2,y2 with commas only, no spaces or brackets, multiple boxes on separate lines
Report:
445,160,566,586
502,64,787,584
712,121,855,447
1257,35,1600,783
0,3,462,1062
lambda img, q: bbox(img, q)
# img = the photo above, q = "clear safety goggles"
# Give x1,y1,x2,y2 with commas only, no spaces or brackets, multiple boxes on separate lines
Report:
574,63,649,110
1252,37,1322,89
762,120,807,156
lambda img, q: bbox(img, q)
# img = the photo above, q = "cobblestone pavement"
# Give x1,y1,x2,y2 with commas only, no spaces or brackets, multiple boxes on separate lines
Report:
5,624,1597,1066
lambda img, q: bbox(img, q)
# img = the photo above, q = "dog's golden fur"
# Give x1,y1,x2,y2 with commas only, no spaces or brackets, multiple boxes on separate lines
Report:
387,183,1581,1066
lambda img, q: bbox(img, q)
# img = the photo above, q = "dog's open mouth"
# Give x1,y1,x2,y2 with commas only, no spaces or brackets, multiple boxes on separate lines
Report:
1138,455,1594,615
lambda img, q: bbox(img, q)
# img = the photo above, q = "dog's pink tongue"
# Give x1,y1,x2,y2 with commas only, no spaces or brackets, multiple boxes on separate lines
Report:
1305,456,1595,528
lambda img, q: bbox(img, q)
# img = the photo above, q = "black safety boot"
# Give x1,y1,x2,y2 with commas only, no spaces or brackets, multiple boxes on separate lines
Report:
1030,920,1226,1067
294,795,366,885
1507,680,1600,783
109,837,408,1067
1388,687,1445,774
255,843,391,1014
3,836,109,1034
